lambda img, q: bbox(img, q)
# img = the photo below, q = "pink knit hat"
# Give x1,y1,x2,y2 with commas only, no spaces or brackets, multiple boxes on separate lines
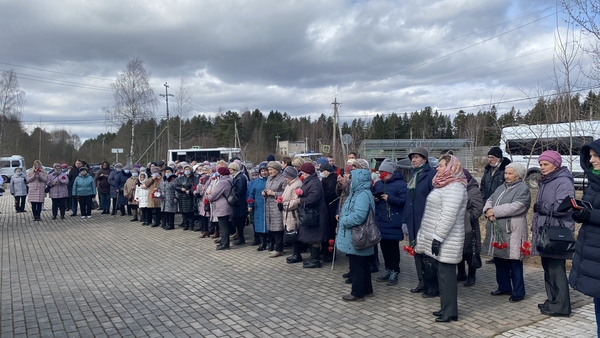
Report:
538,150,562,168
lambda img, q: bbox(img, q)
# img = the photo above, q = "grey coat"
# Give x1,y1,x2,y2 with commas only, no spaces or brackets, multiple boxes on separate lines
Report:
9,173,28,196
159,177,178,213
464,175,484,254
207,175,233,218
483,180,531,260
264,173,286,232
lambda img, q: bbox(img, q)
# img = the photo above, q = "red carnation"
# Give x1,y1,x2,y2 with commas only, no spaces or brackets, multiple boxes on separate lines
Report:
247,198,255,204
294,188,303,196
299,175,305,182
379,171,389,181
328,239,335,246
328,246,333,252
335,168,341,176
203,198,209,205
522,241,531,249
276,196,283,203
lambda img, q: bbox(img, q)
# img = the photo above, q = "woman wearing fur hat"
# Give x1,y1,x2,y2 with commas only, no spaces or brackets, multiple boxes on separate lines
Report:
208,166,234,250
124,168,141,222
10,167,28,212
264,161,286,257
47,163,69,220
532,150,575,317
281,166,304,263
173,164,196,230
145,168,163,227
27,160,48,221
159,167,178,230
134,172,150,225
483,163,531,303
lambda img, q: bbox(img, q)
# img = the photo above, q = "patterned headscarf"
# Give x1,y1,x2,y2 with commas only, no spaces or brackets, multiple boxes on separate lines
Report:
432,155,467,189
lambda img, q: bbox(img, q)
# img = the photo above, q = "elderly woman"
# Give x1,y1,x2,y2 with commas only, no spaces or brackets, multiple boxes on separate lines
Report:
247,162,269,250
569,139,600,335
483,163,531,303
208,166,233,250
263,161,286,257
124,168,141,222
281,166,304,263
47,163,69,220
27,160,48,221
415,155,467,322
195,165,214,237
335,160,376,301
10,167,28,213
72,167,96,219
159,167,178,230
174,164,196,230
145,167,162,227
318,161,339,263
228,162,248,245
298,162,329,268
531,150,575,317
95,161,112,214
134,172,150,225
108,163,124,216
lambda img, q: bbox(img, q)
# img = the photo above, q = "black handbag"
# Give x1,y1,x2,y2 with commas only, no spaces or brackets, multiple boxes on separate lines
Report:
536,207,576,254
469,237,482,269
284,229,298,244
351,205,381,250
226,181,239,206
298,203,319,227
45,186,51,194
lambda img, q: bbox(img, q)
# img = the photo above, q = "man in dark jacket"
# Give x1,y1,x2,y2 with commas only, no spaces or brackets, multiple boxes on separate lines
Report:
68,160,83,216
228,162,248,245
318,162,339,262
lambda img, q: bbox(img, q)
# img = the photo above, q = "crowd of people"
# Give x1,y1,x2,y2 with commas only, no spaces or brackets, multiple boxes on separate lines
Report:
3,141,600,330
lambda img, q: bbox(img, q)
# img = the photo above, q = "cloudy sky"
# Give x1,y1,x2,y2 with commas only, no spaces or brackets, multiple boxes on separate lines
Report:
0,0,590,141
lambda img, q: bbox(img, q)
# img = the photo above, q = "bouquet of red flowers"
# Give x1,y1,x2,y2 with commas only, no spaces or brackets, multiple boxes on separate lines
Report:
379,171,389,181
402,240,416,256
294,188,303,196
491,221,508,250
519,241,531,256
276,196,283,204
328,239,335,252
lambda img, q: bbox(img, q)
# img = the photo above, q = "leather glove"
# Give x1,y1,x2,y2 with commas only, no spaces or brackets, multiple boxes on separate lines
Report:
573,208,591,223
431,239,441,256
402,223,408,236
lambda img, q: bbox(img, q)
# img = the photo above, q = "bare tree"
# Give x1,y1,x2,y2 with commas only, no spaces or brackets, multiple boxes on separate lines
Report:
0,70,25,152
105,58,157,163
173,76,193,148
563,0,600,80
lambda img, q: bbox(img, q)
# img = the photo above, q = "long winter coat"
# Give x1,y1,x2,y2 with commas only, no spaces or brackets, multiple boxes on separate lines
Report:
9,173,28,197
297,172,329,244
231,172,248,218
47,171,69,199
372,171,407,241
415,182,467,264
159,176,177,213
480,157,511,201
282,177,303,232
531,166,575,259
335,178,351,217
108,170,122,199
72,173,96,197
482,180,531,260
207,174,233,218
134,175,149,208
173,174,195,213
123,176,140,206
335,168,376,256
94,167,112,194
194,175,212,217
67,164,80,198
26,167,48,203
265,173,286,232
322,173,339,224
463,174,484,255
144,177,162,209
247,175,268,233
403,163,436,242
569,139,600,298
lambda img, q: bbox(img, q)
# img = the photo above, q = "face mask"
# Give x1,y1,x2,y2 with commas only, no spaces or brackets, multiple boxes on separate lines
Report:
15,171,22,175
166,173,172,178
116,168,122,172
318,172,326,179
132,173,138,177
124,170,130,174
184,170,191,175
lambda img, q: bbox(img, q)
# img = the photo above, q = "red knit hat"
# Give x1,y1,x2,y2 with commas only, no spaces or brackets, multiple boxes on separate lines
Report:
300,162,315,174
217,166,230,176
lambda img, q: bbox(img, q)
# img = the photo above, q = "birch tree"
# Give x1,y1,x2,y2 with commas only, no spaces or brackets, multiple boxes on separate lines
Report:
0,70,25,153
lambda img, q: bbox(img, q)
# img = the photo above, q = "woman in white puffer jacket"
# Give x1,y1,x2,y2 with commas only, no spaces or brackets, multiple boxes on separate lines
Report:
415,154,467,323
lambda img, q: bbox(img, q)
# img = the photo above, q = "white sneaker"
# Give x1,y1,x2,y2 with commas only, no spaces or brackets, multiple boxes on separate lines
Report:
86,216,91,219
81,216,86,219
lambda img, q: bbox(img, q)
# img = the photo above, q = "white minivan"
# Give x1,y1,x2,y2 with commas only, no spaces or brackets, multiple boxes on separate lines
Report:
0,155,26,182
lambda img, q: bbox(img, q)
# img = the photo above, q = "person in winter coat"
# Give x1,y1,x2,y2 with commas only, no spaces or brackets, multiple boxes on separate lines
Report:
456,169,484,287
159,167,178,230
569,139,600,336
318,162,339,262
108,163,125,216
531,150,575,317
145,167,163,227
27,159,48,221
228,162,248,245
281,166,304,263
335,164,376,302
263,161,286,257
372,159,407,286
414,154,467,322
67,160,83,216
195,165,214,237
297,162,329,269
134,172,150,225
336,162,354,280
10,167,28,212
483,163,531,303
72,167,96,218
208,166,233,250
95,161,112,214
173,164,196,230
402,147,437,297
123,168,141,222
480,146,512,264
47,163,69,219
247,162,269,250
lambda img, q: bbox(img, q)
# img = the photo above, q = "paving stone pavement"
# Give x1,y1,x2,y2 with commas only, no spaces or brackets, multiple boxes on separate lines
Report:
0,194,597,337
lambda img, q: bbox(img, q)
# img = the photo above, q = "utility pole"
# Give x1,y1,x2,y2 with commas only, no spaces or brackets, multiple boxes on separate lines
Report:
275,134,280,155
160,82,174,150
331,98,341,162
305,137,309,153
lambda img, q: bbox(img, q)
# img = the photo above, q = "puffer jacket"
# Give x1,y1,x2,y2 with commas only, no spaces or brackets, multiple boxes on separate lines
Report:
482,180,531,260
134,175,149,208
569,139,600,298
9,172,28,196
264,173,286,232
47,171,69,199
282,177,303,232
26,167,48,203
531,166,575,259
372,171,407,241
403,163,436,242
159,176,177,213
207,174,233,218
414,182,467,264
335,168,376,256
124,176,140,206
173,174,195,213
72,173,96,197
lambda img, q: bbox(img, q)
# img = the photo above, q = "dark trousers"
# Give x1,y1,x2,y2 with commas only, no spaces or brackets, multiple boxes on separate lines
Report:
595,297,600,337
457,253,478,278
139,207,148,222
79,195,92,216
99,193,110,211
380,239,400,273
437,261,458,317
152,208,161,225
414,253,439,293
162,212,175,227
541,257,571,314
200,215,210,232
232,216,246,243
14,196,26,211
31,202,42,218
494,257,525,297
181,212,193,226
51,198,66,217
71,196,79,214
217,216,230,248
348,254,373,298
269,231,284,252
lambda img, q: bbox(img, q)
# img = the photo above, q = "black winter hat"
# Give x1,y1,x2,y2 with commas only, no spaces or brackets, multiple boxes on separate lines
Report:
487,147,503,159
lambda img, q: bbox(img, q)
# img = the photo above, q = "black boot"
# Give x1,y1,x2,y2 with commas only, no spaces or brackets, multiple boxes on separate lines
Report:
130,215,138,222
303,246,321,268
257,234,267,251
183,218,190,231
286,242,303,263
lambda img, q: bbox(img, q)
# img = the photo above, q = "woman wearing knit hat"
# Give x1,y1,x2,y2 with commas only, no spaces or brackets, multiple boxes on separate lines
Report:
228,162,248,245
247,162,270,250
483,162,531,303
134,172,150,225
173,164,196,230
108,163,125,216
531,150,575,317
124,168,141,222
264,161,286,257
159,167,178,230
47,163,69,220
144,167,163,227
281,166,304,263
209,166,234,250
318,161,339,263
95,161,112,214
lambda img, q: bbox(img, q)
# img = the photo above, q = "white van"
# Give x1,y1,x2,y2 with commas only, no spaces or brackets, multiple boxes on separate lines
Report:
0,155,26,182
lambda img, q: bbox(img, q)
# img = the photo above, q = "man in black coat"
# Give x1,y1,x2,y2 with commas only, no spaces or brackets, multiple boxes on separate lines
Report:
67,159,83,216
229,162,248,245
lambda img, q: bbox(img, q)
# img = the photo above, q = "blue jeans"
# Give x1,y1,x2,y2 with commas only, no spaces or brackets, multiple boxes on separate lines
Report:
595,297,600,337
494,257,525,297
99,193,110,210
71,196,78,214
